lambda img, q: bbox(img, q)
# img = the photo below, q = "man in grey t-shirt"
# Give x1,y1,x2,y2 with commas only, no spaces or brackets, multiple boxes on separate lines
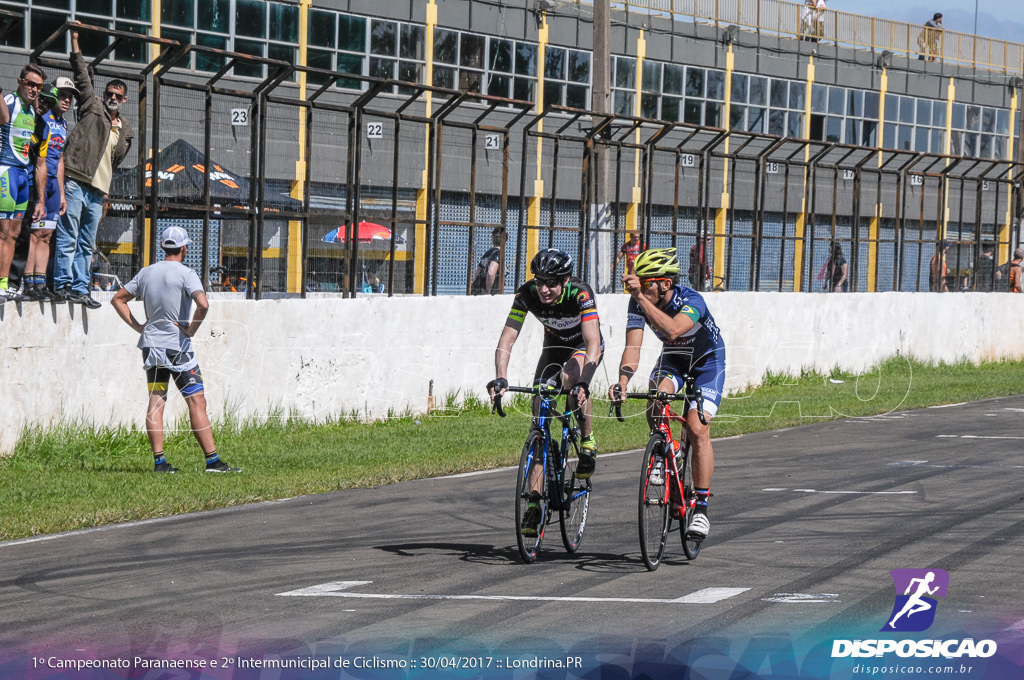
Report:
111,226,239,473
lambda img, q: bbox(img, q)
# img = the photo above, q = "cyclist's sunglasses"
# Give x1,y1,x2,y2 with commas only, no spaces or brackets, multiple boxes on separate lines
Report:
640,277,671,289
536,277,564,288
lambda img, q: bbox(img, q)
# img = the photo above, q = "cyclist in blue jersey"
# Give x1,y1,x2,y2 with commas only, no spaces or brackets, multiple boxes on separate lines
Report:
608,248,726,541
488,248,603,537
23,81,73,301
0,64,48,301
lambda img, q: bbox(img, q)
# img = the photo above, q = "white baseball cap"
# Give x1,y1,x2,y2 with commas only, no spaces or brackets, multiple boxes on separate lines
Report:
54,76,79,94
161,226,191,249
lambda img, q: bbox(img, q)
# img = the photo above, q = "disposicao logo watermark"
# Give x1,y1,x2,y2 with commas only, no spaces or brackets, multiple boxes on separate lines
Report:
831,569,998,660
882,568,948,633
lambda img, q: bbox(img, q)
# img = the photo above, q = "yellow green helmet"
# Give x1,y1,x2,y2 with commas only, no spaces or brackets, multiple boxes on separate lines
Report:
633,248,680,277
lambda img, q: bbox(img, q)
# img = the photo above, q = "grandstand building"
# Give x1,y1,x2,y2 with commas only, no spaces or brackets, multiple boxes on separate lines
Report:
1,0,1021,296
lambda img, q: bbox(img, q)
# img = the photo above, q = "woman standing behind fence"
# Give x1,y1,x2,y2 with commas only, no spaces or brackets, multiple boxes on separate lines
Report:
820,243,848,292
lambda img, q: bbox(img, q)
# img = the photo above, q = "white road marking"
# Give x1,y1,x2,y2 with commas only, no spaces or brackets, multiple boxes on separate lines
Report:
937,434,1024,440
762,593,840,603
276,582,750,605
764,489,917,495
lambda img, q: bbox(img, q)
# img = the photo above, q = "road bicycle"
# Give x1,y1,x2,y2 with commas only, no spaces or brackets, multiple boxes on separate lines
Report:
612,378,706,571
491,384,591,564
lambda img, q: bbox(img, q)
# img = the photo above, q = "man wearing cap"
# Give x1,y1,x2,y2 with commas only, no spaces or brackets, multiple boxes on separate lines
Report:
22,80,74,301
54,25,135,308
1009,248,1024,293
929,241,950,292
111,226,239,473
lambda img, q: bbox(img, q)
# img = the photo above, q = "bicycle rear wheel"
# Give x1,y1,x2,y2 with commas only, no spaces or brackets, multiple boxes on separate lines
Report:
638,435,670,571
559,437,590,553
678,440,702,560
515,431,548,563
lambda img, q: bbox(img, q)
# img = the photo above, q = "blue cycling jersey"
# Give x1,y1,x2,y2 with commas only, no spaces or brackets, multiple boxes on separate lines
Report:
626,284,725,359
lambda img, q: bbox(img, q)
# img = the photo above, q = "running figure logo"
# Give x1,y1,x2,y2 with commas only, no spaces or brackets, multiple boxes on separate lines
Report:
882,569,949,632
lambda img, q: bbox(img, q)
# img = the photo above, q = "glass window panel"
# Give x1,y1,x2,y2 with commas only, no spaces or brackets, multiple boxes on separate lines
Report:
35,0,70,7
705,101,721,127
460,70,482,93
662,96,680,122
788,112,803,138
811,84,827,112
845,120,859,145
883,125,895,149
964,132,978,156
489,39,512,73
198,0,230,32
234,39,265,78
952,103,965,129
706,70,725,100
996,109,1009,134
931,129,944,153
488,73,511,98
863,92,879,119
434,29,457,64
544,83,564,109
981,108,995,132
809,114,824,141
566,84,587,109
337,53,364,88
847,90,863,117
770,79,787,108
113,22,145,62
899,97,915,124
884,93,899,122
993,137,1005,159
966,105,981,130
400,25,424,60
615,57,635,89
30,11,66,52
235,0,266,38
269,3,299,43
684,99,702,125
914,128,929,152
513,76,533,101
433,66,454,89
515,42,537,77
749,77,767,106
979,134,992,158
685,68,704,97
397,61,421,91
827,86,844,115
269,44,295,77
116,0,147,19
769,110,786,136
338,15,366,53
546,46,565,80
731,73,748,103
369,56,393,79
642,60,660,93
309,10,335,48
614,91,633,116
932,101,946,127
460,34,484,69
77,0,112,14
641,92,658,118
307,49,334,84
789,82,805,110
663,64,684,95
862,120,877,146
194,32,226,72
371,20,396,56
898,125,913,151
747,107,765,133
916,101,932,126
161,0,193,27
568,51,590,84
826,116,842,142
729,105,746,130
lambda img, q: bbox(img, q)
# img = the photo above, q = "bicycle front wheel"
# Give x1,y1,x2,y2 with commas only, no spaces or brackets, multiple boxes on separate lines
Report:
638,435,670,571
559,436,590,553
678,441,702,560
515,431,547,563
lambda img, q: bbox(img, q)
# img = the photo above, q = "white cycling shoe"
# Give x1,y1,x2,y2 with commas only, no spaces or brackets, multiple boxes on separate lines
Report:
686,513,710,539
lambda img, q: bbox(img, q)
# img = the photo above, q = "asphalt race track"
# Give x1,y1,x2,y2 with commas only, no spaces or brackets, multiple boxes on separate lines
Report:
2,396,1023,679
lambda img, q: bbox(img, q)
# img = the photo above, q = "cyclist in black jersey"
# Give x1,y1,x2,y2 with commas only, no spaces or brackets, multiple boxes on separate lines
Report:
488,248,603,537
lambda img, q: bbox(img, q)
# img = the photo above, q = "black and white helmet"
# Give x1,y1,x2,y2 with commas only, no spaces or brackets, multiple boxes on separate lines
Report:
530,248,573,279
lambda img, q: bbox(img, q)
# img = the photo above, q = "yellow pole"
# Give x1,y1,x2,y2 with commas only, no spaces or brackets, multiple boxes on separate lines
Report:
793,55,815,292
144,0,163,265
627,32,646,234
713,44,735,289
1002,86,1018,265
525,13,549,270
414,0,438,294
868,66,889,292
287,0,312,294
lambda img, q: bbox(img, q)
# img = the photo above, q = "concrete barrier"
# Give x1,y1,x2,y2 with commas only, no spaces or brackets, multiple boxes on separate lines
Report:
2,291,1023,453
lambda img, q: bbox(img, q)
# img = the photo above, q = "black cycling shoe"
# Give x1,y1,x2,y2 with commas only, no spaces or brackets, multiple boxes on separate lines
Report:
520,494,542,537
575,449,597,479
154,461,178,473
205,460,241,473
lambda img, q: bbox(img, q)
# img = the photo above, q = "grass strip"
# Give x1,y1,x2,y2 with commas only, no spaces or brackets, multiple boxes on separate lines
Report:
2,356,1021,540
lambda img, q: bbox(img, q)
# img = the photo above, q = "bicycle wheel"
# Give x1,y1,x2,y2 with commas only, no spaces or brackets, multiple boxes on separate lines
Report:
515,431,548,563
559,436,590,553
678,440,702,560
638,435,670,571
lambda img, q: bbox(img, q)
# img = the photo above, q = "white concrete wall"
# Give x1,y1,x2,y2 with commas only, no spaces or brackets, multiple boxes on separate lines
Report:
2,291,1024,453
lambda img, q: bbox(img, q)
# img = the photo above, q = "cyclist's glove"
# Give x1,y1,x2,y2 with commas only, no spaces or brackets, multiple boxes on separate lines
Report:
487,377,508,394
571,381,590,400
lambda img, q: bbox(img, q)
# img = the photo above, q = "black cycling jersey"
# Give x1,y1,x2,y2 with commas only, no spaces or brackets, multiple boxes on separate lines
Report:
507,277,601,346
